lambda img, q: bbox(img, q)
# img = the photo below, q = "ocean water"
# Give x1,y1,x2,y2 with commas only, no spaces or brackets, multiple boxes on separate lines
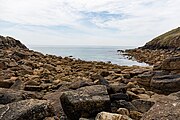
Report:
29,45,148,66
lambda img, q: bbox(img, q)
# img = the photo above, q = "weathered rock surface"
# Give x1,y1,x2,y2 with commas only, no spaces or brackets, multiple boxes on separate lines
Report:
150,74,180,94
95,112,132,120
159,56,180,70
60,85,110,120
141,93,180,120
131,99,155,113
0,99,54,120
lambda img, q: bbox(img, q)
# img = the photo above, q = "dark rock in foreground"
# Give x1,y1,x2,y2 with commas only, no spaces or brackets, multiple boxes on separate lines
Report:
60,85,111,120
0,99,54,120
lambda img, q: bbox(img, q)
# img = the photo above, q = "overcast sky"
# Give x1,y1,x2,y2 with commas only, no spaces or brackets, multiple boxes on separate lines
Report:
0,0,180,46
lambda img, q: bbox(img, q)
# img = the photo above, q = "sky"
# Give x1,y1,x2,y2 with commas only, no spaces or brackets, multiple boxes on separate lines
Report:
0,0,180,46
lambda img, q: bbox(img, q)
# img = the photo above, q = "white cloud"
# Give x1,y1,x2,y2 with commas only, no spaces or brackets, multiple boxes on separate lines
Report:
0,0,180,46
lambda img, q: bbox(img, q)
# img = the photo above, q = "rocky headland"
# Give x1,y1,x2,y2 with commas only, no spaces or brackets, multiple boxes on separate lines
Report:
119,27,180,65
0,34,180,120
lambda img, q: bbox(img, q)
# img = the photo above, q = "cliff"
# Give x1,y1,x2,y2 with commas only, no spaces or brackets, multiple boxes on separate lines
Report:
142,27,180,50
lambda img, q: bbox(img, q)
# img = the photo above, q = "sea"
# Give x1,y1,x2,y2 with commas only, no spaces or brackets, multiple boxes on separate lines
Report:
29,45,148,66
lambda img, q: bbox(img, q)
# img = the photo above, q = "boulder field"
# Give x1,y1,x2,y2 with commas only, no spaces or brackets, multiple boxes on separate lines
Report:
0,35,180,120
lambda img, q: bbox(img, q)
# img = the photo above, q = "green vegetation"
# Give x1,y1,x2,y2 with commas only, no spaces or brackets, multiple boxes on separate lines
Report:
143,27,180,49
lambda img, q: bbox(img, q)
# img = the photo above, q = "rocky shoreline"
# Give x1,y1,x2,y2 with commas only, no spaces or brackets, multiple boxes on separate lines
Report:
0,35,180,120
118,27,180,66
119,48,180,65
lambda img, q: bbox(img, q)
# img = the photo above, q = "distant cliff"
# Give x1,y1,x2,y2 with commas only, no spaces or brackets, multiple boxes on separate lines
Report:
142,27,180,50
0,35,27,49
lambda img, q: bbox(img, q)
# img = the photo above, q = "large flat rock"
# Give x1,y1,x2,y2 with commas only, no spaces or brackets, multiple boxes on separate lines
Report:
60,85,110,120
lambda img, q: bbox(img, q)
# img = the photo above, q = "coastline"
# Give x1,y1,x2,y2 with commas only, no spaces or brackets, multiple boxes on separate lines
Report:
29,45,148,66
0,35,180,120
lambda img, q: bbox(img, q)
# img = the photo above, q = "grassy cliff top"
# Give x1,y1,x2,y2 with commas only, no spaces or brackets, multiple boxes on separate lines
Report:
142,27,180,49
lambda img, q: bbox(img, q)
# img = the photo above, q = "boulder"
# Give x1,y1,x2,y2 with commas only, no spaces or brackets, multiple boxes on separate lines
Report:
60,85,110,120
136,72,153,87
0,88,42,104
137,94,150,99
111,100,137,112
159,56,180,70
150,74,180,94
100,71,110,77
43,85,70,119
141,94,180,120
109,83,127,94
95,112,132,120
131,99,155,113
24,85,42,92
110,93,129,101
0,99,54,120
0,80,14,88
0,61,6,69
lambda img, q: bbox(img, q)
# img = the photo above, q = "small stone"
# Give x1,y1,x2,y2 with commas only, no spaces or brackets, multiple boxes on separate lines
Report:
0,61,6,69
25,80,40,86
137,94,150,99
126,82,136,89
130,111,143,120
126,91,139,100
145,91,155,97
8,61,18,67
24,85,44,92
95,112,132,120
100,71,110,77
131,88,145,94
117,108,130,116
